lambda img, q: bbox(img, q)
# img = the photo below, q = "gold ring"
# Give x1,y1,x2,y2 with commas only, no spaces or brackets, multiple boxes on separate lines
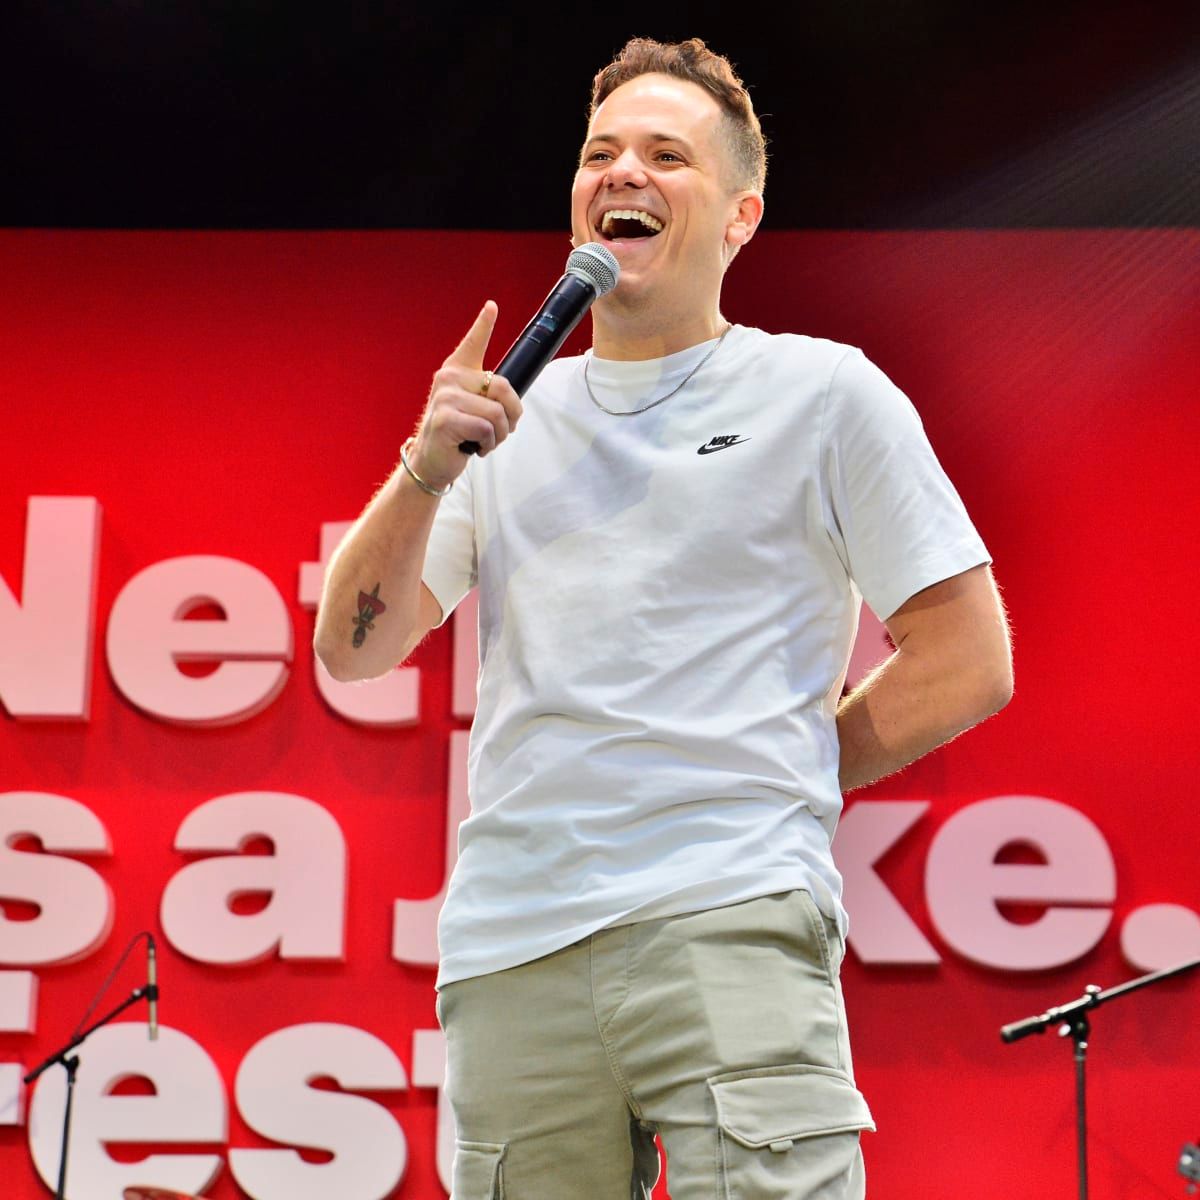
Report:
480,370,494,397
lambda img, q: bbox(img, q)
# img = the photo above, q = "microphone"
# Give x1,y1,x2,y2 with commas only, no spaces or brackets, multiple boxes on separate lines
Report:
459,242,619,454
147,933,159,1042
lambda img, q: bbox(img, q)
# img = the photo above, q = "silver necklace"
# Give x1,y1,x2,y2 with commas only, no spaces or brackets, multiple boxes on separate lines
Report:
583,324,732,417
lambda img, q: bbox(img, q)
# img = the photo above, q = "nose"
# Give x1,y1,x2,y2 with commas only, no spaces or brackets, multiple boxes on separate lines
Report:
604,147,647,190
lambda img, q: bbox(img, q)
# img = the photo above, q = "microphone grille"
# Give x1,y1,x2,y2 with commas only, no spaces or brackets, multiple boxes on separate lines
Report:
566,242,620,297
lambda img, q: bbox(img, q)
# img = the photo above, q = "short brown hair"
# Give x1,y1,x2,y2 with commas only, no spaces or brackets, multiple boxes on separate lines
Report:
589,37,767,193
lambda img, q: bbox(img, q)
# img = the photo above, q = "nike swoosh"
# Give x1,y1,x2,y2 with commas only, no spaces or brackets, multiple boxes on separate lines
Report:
697,438,750,455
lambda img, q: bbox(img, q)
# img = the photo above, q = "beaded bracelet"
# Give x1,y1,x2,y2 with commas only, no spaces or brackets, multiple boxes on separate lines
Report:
400,438,453,498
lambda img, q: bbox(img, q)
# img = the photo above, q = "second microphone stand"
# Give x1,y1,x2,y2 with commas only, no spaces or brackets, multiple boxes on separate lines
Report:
22,937,158,1200
1000,956,1200,1200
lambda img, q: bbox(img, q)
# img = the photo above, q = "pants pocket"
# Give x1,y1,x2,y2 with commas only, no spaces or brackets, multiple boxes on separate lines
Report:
708,1064,874,1200
453,1140,506,1199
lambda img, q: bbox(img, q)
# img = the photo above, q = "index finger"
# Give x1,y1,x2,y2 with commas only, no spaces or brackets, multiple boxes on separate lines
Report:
445,300,498,370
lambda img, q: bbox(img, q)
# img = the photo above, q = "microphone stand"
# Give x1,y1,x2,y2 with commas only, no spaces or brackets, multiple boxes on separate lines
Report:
999,956,1200,1200
22,982,157,1200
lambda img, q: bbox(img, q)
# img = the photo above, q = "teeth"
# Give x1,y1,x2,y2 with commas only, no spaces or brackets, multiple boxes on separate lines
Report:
600,209,664,235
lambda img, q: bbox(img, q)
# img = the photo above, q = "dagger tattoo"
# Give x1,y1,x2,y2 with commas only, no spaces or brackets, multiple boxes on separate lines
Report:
352,583,387,648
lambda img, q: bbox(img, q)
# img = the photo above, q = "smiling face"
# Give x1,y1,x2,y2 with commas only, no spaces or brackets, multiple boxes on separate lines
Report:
570,72,762,345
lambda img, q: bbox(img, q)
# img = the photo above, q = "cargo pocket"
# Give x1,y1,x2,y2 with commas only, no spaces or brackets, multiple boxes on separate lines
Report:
452,1140,506,1199
709,1065,874,1199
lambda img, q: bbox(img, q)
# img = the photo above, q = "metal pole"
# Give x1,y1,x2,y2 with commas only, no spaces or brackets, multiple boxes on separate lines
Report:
55,1055,79,1200
1068,1015,1089,1200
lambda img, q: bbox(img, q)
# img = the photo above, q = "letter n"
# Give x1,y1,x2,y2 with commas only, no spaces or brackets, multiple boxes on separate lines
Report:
0,498,101,720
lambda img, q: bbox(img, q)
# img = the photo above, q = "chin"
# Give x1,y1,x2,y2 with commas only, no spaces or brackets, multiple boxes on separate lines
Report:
604,278,656,311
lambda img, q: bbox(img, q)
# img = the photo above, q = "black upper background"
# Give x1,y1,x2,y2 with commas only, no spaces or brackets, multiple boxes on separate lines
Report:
2,1,1199,229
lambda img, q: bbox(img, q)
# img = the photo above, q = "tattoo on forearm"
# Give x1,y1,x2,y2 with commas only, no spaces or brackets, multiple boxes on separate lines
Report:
352,583,387,648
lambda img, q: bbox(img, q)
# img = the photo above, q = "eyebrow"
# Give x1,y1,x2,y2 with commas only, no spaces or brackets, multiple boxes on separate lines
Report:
581,132,697,154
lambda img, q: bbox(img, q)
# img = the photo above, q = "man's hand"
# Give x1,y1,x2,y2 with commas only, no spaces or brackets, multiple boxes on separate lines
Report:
407,301,523,491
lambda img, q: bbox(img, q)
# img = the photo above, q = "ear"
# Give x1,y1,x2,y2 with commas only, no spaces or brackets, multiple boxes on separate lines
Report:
724,190,764,262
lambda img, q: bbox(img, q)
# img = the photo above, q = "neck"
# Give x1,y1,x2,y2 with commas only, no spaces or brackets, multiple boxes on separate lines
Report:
590,302,729,362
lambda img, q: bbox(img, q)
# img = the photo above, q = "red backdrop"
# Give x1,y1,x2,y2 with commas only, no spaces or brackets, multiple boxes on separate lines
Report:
2,229,1199,1199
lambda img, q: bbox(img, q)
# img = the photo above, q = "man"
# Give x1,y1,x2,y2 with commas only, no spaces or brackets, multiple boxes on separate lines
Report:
315,36,1012,1200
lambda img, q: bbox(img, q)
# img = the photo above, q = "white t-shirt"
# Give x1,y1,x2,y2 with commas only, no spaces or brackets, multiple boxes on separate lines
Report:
422,325,990,987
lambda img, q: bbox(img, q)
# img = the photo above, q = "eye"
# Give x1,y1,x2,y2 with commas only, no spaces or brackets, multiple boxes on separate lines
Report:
585,150,613,163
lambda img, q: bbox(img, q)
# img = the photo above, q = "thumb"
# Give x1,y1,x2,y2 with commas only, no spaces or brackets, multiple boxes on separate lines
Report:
445,300,498,369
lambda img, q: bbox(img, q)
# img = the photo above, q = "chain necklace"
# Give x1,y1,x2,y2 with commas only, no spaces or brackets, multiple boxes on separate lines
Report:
583,324,733,417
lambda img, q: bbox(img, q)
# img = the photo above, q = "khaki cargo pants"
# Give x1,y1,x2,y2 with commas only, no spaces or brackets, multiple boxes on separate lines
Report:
437,889,874,1199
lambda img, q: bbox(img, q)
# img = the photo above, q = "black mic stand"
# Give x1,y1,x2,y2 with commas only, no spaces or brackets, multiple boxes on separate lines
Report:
1000,956,1200,1200
22,981,157,1200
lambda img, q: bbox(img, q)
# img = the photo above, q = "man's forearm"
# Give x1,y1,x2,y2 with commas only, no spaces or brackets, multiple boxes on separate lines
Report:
835,644,1011,793
313,464,442,682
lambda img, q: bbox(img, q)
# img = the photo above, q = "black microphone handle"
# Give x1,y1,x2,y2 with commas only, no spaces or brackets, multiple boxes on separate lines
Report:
458,272,599,455
999,1014,1049,1043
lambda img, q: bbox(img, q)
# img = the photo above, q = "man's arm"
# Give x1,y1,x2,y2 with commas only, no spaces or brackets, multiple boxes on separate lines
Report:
314,475,447,682
314,301,521,682
836,563,1013,792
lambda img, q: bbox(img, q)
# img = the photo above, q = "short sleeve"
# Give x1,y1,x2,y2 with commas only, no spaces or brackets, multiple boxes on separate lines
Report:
420,459,478,627
820,347,992,622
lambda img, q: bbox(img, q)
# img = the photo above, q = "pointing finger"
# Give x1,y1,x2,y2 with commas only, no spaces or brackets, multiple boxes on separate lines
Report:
445,300,498,370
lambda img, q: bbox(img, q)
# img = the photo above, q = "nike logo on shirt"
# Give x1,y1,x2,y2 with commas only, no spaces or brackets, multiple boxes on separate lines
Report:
697,436,751,455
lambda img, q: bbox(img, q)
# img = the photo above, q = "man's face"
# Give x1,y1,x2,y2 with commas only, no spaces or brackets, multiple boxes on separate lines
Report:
571,73,757,312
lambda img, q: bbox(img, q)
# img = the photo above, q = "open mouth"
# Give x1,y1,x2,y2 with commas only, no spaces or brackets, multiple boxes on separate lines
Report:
597,209,664,240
